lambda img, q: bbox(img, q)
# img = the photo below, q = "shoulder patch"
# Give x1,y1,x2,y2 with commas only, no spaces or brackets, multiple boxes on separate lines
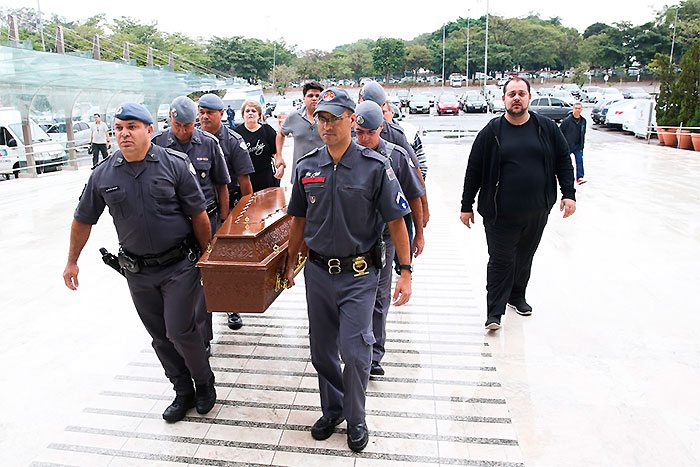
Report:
298,147,321,162
360,147,386,164
165,147,189,161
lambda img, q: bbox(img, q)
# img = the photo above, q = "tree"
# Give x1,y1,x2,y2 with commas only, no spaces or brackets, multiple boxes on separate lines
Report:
405,44,433,77
372,38,406,82
294,49,331,80
675,42,700,126
653,53,680,126
273,64,296,95
345,42,374,78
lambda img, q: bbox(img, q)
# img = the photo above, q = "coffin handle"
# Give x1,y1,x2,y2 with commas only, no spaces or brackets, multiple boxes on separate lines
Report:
274,253,306,292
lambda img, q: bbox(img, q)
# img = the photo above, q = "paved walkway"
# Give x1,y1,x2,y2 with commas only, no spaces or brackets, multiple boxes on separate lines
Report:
2,129,699,466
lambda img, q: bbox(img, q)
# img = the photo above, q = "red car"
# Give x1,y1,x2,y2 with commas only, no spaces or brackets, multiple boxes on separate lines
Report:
436,93,460,115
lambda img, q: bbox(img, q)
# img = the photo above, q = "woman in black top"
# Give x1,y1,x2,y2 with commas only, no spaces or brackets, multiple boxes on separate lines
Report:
234,100,282,192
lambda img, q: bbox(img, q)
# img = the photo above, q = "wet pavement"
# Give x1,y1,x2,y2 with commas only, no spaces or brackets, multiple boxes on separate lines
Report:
1,110,699,466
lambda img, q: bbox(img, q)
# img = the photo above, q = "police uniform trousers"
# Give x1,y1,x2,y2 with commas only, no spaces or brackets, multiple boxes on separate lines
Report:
125,256,213,394
305,261,379,425
372,235,395,364
483,209,549,321
194,213,221,345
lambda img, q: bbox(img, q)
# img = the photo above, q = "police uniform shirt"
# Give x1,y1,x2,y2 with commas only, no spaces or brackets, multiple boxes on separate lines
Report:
212,124,255,188
380,121,422,169
151,128,230,202
280,106,324,182
74,144,206,256
374,138,425,201
287,141,410,258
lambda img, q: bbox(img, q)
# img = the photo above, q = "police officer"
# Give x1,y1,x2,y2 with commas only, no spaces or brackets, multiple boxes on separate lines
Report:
283,88,413,452
226,105,235,128
359,81,431,245
62,103,217,423
198,93,255,332
152,96,231,352
353,101,425,377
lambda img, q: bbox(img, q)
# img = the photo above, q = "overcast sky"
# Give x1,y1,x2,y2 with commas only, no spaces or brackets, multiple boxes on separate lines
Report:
10,0,671,52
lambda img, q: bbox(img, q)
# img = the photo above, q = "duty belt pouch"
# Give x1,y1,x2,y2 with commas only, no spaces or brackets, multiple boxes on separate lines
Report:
371,240,387,270
117,248,141,273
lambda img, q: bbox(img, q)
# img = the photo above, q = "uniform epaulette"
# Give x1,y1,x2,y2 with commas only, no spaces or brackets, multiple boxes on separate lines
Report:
151,129,165,140
390,144,409,157
227,127,244,141
199,129,219,143
165,147,189,160
360,146,386,164
388,121,405,134
298,147,320,162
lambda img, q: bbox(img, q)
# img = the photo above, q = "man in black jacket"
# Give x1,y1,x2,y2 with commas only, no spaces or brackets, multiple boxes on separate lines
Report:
560,103,587,184
460,78,576,330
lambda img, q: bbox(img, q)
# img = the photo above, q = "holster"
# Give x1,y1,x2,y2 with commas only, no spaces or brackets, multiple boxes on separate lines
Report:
371,240,387,270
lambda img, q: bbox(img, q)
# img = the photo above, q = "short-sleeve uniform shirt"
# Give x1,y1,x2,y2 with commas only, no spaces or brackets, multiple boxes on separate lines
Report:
151,128,230,202
280,107,324,183
73,144,206,256
381,121,421,169
212,124,254,189
287,141,410,258
374,138,425,201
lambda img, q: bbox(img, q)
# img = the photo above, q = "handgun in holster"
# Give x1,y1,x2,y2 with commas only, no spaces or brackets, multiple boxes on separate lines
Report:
100,247,126,277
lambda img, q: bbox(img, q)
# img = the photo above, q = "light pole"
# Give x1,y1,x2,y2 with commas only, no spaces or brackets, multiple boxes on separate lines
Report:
466,11,470,88
483,0,489,92
442,23,446,88
670,5,679,64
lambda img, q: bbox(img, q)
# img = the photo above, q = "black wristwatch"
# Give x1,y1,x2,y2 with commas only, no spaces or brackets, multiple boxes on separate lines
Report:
398,264,413,273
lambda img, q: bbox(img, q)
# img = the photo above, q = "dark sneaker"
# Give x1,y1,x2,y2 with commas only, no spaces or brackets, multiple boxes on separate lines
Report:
162,393,196,422
485,320,501,331
311,415,344,440
227,313,243,330
370,361,385,376
507,300,533,316
347,423,369,452
195,379,217,415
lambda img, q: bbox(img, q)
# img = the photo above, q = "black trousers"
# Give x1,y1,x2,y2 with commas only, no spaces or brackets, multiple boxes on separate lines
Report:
92,143,108,166
483,209,549,322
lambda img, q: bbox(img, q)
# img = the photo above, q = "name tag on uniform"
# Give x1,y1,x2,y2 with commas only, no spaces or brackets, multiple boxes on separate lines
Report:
302,177,325,184
105,186,119,192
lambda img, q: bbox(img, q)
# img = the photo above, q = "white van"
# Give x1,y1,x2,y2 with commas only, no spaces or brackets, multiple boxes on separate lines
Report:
222,85,266,126
0,108,67,176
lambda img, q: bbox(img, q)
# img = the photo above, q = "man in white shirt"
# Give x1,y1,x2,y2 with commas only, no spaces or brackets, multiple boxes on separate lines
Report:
90,113,110,166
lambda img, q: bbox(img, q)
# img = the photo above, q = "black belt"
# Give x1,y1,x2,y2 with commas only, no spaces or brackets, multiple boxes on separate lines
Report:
308,249,374,275
119,237,199,273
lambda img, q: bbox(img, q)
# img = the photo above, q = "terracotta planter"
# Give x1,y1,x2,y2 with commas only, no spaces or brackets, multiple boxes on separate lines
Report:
677,129,694,150
664,129,678,147
656,128,666,145
691,133,700,152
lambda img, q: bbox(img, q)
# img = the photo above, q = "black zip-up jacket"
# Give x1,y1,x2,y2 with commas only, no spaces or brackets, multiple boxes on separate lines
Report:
559,113,587,150
461,112,576,219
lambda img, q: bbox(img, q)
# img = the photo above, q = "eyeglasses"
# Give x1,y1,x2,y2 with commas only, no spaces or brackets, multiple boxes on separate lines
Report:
315,115,350,126
355,128,378,136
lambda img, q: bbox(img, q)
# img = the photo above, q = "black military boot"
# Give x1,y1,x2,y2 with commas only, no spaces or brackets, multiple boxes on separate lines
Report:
227,313,243,330
195,376,217,414
162,393,196,422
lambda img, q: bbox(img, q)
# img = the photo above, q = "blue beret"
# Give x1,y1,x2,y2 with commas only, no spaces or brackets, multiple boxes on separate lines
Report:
314,88,356,117
170,96,197,124
359,81,387,106
198,93,224,111
355,101,384,130
114,102,153,125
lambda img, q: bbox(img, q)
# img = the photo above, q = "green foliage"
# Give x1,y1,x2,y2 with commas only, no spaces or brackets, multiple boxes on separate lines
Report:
344,42,374,78
273,64,296,94
676,42,700,126
654,53,680,126
572,65,588,86
372,38,406,81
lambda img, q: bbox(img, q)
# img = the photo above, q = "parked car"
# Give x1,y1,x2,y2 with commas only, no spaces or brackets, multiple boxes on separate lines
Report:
605,99,640,128
265,95,282,117
489,98,505,113
537,87,555,97
422,91,435,107
557,83,582,99
408,94,431,114
0,108,66,174
463,94,488,113
550,90,577,106
581,86,603,103
601,87,624,101
43,121,92,151
271,99,295,118
592,98,622,124
622,87,651,99
528,96,573,122
436,93,460,115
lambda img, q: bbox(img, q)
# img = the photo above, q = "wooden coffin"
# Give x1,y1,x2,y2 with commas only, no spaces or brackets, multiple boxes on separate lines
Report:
197,187,304,313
